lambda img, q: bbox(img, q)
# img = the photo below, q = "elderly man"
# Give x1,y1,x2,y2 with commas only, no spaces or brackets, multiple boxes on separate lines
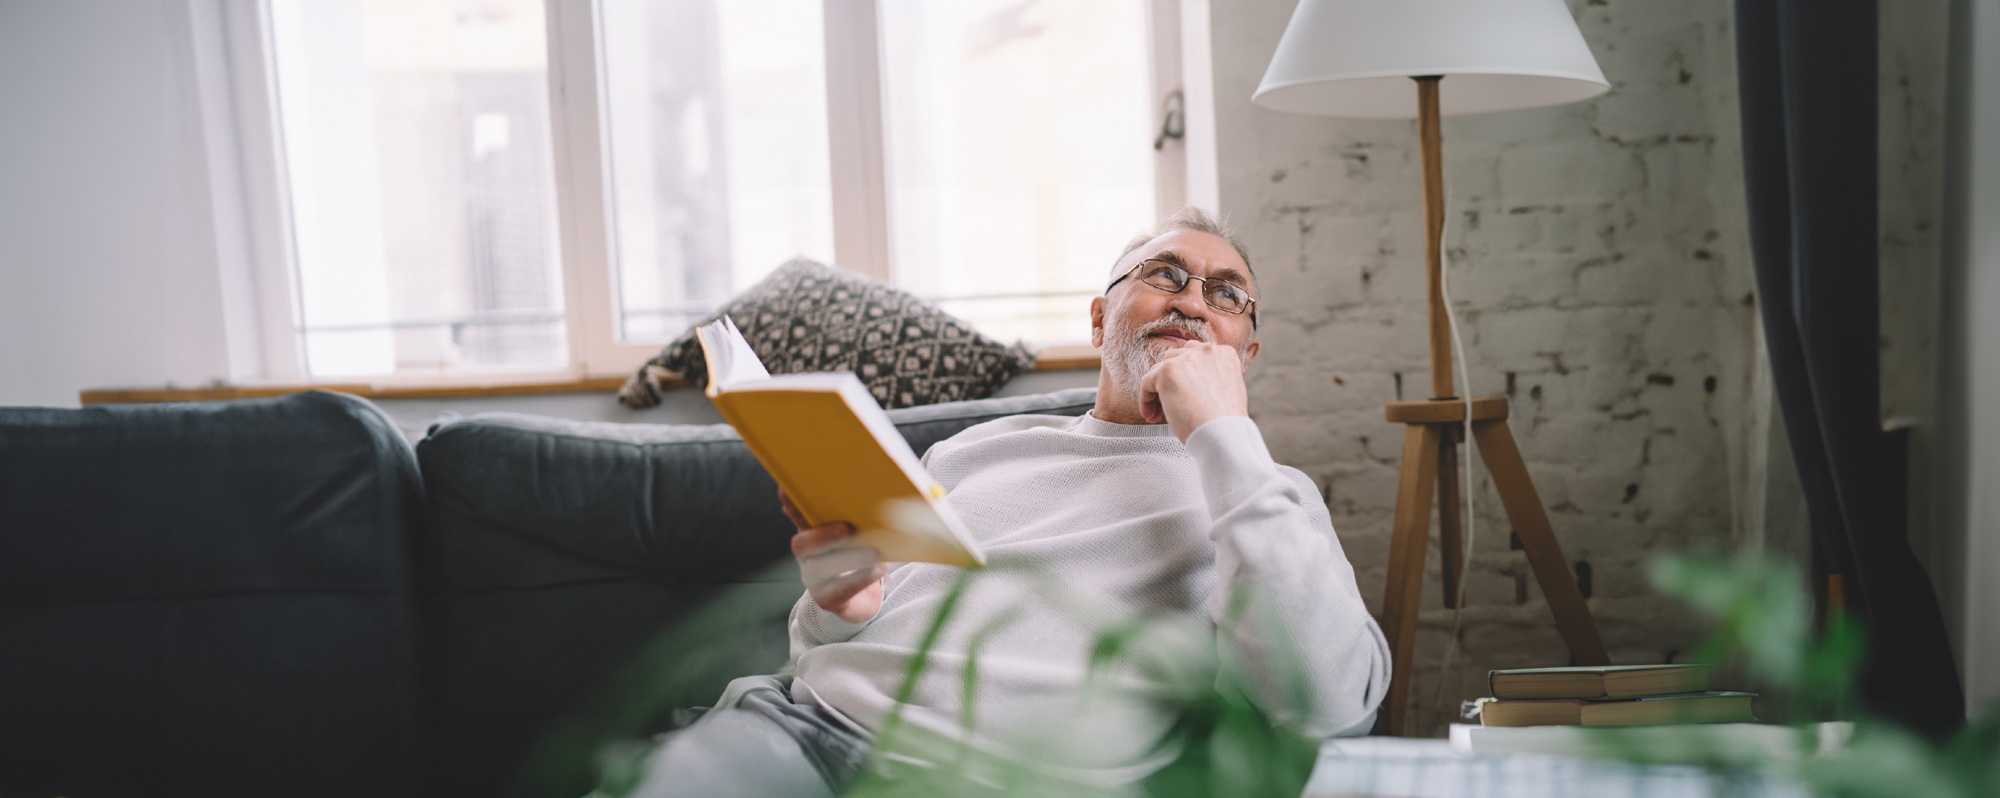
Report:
619,208,1388,798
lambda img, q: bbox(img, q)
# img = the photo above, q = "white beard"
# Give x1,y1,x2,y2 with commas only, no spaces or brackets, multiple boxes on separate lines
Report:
1101,306,1223,393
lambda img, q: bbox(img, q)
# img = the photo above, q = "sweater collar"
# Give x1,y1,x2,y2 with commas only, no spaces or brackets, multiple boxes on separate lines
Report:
1074,410,1177,438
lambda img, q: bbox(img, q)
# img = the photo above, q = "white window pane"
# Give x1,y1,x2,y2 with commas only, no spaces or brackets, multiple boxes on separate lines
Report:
879,0,1155,345
270,0,566,378
601,0,837,342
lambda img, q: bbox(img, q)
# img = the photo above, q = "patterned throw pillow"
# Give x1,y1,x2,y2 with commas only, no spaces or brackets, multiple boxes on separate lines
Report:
618,258,1035,410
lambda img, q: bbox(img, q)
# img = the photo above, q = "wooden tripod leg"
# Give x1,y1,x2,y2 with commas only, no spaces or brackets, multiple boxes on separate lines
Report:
1471,419,1611,666
1381,423,1441,735
1438,427,1462,610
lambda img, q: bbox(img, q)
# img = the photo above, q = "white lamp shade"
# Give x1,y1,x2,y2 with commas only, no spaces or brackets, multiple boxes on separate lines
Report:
1253,0,1610,119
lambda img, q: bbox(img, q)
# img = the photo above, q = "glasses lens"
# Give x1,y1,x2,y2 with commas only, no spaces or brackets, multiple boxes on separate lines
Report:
1139,261,1187,292
1204,280,1249,313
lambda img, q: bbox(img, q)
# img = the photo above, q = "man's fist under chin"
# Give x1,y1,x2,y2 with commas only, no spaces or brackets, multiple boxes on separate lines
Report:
1137,341,1251,443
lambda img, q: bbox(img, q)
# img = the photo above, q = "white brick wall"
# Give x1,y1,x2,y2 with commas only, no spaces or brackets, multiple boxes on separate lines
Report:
1204,0,1763,735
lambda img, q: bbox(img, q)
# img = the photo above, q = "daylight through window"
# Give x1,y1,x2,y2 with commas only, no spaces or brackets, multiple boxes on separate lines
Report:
271,0,566,378
264,0,1161,380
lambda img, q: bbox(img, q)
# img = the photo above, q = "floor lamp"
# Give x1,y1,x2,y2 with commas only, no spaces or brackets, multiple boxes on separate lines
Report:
1253,0,1616,735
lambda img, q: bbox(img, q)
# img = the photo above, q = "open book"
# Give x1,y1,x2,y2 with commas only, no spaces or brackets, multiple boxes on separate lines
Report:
695,316,985,568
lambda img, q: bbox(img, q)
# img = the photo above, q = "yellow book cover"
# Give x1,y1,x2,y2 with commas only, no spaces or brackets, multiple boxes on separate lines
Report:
695,316,984,568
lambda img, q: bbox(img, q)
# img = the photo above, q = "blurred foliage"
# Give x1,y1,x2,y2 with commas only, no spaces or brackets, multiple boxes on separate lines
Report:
1640,552,2000,798
520,560,1326,798
840,577,1320,798
523,548,2000,798
512,564,804,798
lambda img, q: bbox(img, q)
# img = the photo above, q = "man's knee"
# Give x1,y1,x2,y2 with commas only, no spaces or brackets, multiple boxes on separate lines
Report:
620,709,837,798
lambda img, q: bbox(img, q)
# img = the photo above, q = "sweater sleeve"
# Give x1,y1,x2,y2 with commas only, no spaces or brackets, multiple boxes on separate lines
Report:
786,429,965,662
788,590,874,661
789,442,948,659
1183,415,1391,738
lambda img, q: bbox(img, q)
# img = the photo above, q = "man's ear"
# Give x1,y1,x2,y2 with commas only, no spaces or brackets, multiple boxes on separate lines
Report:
1240,339,1260,372
1089,296,1106,348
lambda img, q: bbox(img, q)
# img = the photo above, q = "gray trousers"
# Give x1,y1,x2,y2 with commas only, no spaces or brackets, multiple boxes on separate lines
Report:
618,675,873,798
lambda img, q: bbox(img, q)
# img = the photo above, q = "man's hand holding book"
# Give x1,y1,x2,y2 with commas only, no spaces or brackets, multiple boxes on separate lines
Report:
783,488,888,624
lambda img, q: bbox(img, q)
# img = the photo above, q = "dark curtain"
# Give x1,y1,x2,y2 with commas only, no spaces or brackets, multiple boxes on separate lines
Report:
1734,0,1964,737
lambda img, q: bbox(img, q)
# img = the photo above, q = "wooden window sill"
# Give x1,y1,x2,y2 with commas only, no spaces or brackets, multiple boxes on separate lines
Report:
79,346,1100,405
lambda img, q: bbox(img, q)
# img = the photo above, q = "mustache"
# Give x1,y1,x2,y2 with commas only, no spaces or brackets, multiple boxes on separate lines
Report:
1134,314,1214,344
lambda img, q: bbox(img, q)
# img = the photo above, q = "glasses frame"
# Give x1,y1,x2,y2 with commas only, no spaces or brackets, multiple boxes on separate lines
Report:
1105,258,1259,320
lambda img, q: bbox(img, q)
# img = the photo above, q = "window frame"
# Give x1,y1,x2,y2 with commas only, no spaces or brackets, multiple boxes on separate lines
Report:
226,0,1179,386
200,0,308,384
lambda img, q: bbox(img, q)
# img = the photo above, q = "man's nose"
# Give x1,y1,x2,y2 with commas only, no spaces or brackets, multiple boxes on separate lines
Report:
1165,287,1210,322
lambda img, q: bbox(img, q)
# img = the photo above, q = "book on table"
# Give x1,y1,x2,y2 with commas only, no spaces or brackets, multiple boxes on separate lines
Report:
1489,664,1711,700
1475,691,1757,728
695,316,985,569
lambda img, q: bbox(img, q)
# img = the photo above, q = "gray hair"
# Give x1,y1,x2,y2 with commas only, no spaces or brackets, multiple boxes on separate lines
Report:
1109,206,1257,331
1111,206,1255,287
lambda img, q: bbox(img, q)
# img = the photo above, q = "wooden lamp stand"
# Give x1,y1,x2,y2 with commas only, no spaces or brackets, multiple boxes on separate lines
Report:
1377,77,1610,736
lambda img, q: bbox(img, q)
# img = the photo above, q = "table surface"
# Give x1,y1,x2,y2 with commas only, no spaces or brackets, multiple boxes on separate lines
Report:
1304,737,1810,798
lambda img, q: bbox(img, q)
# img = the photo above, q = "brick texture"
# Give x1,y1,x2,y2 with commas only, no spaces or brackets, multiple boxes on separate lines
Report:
1207,0,1762,735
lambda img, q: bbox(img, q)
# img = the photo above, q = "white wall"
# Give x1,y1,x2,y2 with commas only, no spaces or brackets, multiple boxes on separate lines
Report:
0,0,241,408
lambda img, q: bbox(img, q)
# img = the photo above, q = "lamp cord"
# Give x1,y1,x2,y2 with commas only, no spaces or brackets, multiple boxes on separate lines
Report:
1430,186,1477,713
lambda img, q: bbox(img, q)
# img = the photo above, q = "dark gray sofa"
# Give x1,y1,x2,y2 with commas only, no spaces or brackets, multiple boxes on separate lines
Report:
0,386,1095,797
0,391,430,798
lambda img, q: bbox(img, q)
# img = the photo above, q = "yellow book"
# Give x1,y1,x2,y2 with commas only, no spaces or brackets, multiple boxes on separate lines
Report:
695,316,984,568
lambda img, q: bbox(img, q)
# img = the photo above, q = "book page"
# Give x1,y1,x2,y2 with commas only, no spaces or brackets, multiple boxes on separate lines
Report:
838,379,981,559
696,316,770,394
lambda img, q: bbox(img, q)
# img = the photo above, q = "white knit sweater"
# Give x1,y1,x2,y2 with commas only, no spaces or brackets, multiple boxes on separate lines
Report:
786,412,1389,770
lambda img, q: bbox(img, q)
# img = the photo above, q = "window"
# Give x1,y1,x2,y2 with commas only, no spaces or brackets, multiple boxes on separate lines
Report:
598,0,838,341
268,0,567,377
244,0,1169,382
878,0,1155,345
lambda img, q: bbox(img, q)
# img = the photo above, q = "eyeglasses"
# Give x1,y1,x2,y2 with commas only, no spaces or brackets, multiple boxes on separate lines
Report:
1106,259,1258,317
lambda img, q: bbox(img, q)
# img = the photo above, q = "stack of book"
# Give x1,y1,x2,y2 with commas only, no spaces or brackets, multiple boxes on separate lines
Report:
1473,664,1755,727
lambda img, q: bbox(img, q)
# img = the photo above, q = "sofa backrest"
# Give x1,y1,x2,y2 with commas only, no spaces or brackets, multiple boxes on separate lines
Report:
0,391,429,797
414,386,1096,794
